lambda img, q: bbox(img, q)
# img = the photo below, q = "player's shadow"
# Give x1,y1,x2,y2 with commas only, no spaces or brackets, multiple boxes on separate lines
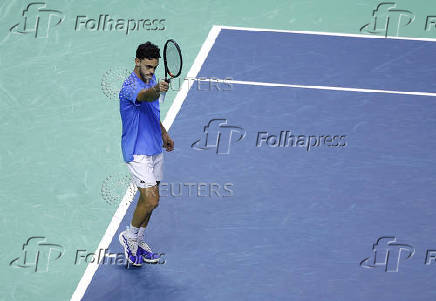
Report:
84,261,186,301
134,268,188,301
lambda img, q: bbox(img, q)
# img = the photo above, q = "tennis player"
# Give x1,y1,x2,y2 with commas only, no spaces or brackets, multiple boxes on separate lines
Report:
118,41,174,266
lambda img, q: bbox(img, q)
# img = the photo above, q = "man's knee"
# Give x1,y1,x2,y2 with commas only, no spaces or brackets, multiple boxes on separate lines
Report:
145,198,159,210
139,186,159,209
147,192,159,209
151,199,159,209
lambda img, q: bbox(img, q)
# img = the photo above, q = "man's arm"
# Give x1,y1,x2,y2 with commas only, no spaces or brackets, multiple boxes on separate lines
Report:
136,80,169,102
160,121,168,137
161,122,174,152
136,84,160,102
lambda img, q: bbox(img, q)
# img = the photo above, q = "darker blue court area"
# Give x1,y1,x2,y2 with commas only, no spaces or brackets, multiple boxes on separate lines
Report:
199,29,436,93
83,29,436,301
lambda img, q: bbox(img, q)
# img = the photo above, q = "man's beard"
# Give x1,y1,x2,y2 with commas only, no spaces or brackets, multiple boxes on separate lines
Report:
139,70,151,83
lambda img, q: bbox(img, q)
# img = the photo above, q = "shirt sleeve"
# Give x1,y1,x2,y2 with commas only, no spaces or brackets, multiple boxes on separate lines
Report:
119,76,142,105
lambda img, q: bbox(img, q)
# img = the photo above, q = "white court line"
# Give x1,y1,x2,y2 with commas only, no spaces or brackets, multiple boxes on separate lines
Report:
218,25,436,42
70,182,137,301
69,25,222,301
195,78,436,97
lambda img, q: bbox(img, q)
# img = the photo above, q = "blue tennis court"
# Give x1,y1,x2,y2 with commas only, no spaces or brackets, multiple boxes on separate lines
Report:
77,26,436,301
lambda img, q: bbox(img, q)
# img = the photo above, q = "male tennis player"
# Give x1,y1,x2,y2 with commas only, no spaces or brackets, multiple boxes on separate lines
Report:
118,41,174,266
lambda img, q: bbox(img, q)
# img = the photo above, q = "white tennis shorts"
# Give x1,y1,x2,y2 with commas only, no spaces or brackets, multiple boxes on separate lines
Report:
126,153,163,188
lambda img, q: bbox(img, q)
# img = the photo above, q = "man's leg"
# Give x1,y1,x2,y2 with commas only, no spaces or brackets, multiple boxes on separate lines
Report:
119,183,158,266
138,181,160,229
131,183,159,228
121,155,161,265
133,182,161,263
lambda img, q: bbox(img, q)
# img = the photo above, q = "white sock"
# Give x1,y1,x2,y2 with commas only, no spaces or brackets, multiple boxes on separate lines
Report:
127,224,139,239
138,227,146,242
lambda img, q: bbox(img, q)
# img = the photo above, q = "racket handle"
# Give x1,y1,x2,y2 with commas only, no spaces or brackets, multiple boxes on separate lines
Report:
159,78,170,104
159,92,166,104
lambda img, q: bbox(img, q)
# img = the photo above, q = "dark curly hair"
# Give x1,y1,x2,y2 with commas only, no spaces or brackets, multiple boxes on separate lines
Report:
136,41,161,60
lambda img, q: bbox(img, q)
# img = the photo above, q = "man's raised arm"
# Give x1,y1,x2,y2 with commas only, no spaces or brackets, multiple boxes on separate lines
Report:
136,80,169,102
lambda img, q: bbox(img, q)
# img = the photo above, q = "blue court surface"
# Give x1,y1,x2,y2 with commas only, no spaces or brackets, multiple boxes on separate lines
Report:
80,27,436,300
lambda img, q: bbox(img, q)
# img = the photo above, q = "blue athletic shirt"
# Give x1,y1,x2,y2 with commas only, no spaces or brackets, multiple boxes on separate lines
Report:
119,72,162,163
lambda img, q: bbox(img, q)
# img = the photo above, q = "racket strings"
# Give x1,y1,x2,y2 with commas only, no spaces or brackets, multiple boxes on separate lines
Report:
165,42,182,78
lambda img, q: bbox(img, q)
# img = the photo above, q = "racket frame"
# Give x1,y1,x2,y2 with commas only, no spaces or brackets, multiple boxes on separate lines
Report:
163,39,183,81
159,39,183,104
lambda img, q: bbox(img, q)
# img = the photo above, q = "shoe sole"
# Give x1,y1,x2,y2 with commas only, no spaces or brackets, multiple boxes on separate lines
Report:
143,257,160,264
138,246,160,264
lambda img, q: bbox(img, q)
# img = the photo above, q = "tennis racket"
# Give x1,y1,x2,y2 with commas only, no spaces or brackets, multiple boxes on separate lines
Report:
159,39,183,104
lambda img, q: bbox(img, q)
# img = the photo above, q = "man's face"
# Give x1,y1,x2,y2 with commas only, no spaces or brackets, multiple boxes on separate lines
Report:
135,58,159,82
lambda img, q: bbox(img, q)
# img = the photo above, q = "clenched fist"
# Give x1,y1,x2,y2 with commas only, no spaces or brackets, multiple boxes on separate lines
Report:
157,80,169,93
